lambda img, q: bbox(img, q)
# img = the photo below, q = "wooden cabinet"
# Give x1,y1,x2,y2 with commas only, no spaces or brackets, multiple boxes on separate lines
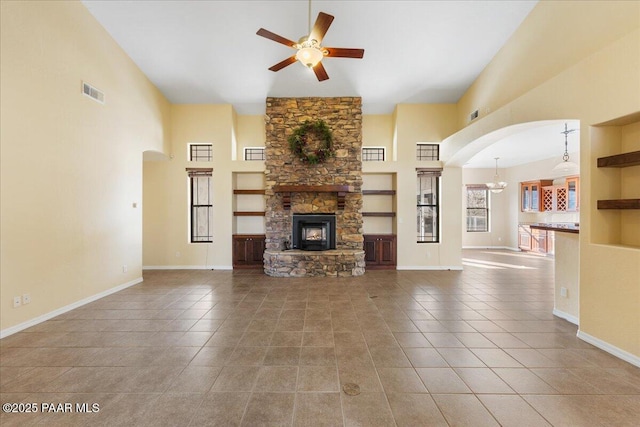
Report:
518,225,532,251
363,234,396,269
518,225,554,255
232,234,265,269
542,176,579,212
521,180,553,212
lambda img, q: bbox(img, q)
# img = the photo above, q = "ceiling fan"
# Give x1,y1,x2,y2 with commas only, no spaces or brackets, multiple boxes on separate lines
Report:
256,3,364,82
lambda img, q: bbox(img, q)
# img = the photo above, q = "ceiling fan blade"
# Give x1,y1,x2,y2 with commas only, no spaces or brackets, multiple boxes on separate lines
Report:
309,12,334,43
269,56,297,72
324,48,365,59
256,28,296,48
313,62,329,82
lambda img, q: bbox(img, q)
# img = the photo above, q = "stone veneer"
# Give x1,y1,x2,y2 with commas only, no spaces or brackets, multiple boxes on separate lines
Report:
264,97,364,277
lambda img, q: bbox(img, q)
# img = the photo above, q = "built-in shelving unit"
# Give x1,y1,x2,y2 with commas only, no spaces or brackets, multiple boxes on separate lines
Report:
362,173,397,268
591,113,640,248
232,172,266,249
597,150,640,211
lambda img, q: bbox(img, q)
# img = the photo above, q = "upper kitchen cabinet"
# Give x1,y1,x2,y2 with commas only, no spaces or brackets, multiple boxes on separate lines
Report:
521,180,553,212
542,176,580,212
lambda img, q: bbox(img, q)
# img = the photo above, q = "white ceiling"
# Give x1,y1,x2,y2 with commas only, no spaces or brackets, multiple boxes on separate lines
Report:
82,0,538,115
462,120,581,169
84,1,572,169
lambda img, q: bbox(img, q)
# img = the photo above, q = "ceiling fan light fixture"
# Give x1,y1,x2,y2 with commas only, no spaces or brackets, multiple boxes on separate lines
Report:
296,46,324,68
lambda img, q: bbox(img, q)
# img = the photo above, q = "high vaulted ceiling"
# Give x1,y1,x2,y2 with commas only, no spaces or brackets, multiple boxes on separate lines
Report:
82,0,537,115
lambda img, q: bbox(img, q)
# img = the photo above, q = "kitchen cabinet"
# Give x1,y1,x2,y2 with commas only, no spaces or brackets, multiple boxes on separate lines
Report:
542,176,579,212
363,234,396,269
232,234,266,269
518,225,532,251
521,180,553,212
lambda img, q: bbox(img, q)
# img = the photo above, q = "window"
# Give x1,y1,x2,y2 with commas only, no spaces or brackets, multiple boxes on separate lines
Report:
416,143,439,161
466,186,489,232
189,144,212,162
244,147,265,161
417,169,440,243
187,168,213,243
362,147,385,161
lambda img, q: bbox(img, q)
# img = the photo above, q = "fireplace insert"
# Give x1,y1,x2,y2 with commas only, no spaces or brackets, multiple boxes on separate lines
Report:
292,214,336,251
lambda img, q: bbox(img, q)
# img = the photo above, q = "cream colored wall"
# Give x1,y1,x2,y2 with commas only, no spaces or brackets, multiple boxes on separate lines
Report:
0,1,171,332
443,1,640,359
362,115,394,157
143,105,234,269
235,115,266,160
554,233,580,322
456,0,640,129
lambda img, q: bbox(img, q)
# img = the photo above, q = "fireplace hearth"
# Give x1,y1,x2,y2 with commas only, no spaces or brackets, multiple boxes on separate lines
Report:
292,214,336,251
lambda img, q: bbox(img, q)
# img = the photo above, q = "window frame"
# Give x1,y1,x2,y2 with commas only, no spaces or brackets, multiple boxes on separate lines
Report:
243,147,266,161
416,170,441,243
187,168,213,243
416,143,440,161
362,146,386,162
188,143,213,162
466,185,490,233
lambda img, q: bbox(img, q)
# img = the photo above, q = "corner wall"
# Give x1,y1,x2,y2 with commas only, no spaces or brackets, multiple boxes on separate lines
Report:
0,1,171,333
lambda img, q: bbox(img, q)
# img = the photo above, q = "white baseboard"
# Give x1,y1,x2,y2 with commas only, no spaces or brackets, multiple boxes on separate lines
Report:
397,266,463,271
0,277,143,339
142,265,232,270
577,330,640,368
552,308,579,325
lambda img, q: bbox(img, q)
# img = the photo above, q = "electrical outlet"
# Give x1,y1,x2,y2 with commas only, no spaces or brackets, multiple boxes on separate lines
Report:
175,251,181,258
122,265,128,273
560,287,568,298
22,294,31,305
13,296,21,308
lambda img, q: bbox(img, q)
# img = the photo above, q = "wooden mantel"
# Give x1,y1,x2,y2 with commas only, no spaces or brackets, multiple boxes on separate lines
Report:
273,185,355,210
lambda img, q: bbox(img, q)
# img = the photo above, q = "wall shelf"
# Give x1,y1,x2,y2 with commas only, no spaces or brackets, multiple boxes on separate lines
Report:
233,189,266,195
362,212,396,217
362,190,396,195
233,211,266,216
597,150,640,168
597,199,640,210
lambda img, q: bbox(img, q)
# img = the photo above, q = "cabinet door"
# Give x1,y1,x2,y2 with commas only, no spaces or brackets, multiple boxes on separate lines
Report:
250,237,266,264
363,236,378,264
566,177,579,211
233,237,250,264
521,184,530,211
378,236,397,266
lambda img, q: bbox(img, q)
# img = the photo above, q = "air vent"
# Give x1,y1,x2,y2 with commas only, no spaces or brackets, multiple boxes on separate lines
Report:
82,82,105,104
469,110,479,122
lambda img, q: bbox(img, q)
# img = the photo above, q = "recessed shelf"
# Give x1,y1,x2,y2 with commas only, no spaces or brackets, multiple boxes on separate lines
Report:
362,212,396,217
597,150,640,168
362,190,396,195
597,199,640,209
233,211,266,216
233,189,266,195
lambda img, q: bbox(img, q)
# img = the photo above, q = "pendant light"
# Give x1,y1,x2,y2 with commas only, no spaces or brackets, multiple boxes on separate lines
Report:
486,157,508,194
553,123,578,174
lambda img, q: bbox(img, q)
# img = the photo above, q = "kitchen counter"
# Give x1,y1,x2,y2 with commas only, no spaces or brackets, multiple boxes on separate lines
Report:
530,222,579,234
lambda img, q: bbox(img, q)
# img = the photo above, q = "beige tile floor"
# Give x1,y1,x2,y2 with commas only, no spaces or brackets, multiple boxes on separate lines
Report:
1,250,639,426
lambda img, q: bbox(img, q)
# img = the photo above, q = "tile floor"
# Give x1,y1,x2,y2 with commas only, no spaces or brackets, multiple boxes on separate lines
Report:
1,250,639,426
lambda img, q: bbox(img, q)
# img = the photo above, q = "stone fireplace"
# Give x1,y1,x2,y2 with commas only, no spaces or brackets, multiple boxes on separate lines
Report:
263,97,365,277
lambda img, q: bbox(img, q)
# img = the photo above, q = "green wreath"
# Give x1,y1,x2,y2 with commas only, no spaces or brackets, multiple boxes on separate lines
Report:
288,120,334,165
